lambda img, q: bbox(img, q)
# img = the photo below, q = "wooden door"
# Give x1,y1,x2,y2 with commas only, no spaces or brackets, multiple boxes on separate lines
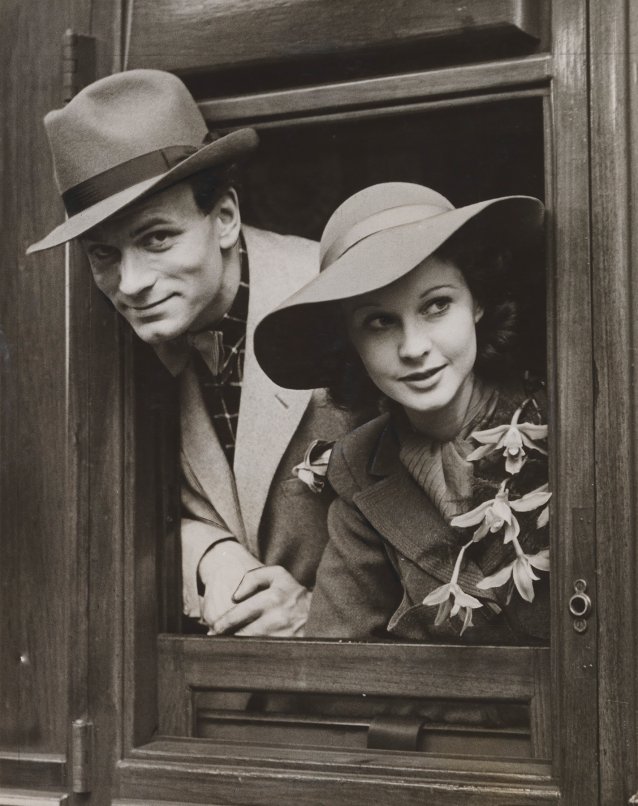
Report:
88,2,601,805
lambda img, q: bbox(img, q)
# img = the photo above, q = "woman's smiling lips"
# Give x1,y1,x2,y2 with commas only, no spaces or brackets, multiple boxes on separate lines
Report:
399,364,446,385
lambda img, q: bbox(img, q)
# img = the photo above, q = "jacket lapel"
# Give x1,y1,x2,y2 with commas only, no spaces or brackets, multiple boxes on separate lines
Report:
233,227,315,555
353,426,498,602
180,367,247,543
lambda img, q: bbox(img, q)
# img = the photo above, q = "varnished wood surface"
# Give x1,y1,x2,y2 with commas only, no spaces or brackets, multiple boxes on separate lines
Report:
589,0,638,803
0,790,67,805
118,752,559,806
0,0,94,760
157,636,551,761
196,54,551,127
130,736,553,780
547,0,600,803
126,0,543,75
158,635,549,699
0,753,65,790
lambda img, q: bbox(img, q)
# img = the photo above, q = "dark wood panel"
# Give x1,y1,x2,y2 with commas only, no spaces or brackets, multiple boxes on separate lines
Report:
157,637,551,758
547,0,599,803
158,636,549,699
118,754,559,806
0,754,66,789
126,0,544,76
0,0,95,760
589,0,638,804
197,54,551,127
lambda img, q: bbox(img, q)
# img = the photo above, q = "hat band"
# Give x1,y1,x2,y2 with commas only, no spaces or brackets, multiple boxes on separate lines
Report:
61,144,199,216
320,202,452,271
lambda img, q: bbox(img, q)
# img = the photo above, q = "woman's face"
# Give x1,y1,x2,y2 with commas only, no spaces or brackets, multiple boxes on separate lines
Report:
343,255,483,437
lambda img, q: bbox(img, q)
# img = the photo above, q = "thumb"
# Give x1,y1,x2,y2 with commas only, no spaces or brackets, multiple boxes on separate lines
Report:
232,566,277,603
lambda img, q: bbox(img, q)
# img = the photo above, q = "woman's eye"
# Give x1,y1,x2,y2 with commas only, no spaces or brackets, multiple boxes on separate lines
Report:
364,314,396,331
424,297,451,316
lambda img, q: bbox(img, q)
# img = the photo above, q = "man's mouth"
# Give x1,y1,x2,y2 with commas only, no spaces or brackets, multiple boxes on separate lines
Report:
130,294,175,311
399,365,446,382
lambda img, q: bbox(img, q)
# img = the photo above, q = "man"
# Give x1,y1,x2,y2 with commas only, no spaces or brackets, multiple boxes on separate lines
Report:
27,69,361,635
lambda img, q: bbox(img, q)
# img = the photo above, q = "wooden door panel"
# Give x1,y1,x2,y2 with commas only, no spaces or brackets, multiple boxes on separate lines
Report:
126,0,544,76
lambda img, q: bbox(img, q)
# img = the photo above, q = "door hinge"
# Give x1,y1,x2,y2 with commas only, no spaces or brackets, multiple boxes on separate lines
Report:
70,718,94,794
62,30,97,103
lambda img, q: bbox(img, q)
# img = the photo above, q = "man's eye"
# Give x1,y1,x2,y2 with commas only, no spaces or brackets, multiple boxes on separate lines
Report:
142,230,174,249
88,245,117,262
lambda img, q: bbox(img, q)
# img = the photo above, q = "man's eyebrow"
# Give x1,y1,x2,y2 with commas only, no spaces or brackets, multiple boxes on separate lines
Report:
128,215,174,239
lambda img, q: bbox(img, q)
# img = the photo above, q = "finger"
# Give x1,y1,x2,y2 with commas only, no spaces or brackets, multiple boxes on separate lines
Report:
212,590,270,635
232,565,281,603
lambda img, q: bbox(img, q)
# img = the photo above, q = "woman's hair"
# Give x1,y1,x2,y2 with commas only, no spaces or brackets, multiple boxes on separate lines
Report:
326,229,518,412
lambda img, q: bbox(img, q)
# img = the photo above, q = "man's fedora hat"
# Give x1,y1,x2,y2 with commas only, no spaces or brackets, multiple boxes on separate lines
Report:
254,182,544,390
27,69,258,253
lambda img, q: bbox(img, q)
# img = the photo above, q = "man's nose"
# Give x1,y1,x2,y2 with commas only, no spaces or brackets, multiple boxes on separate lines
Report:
398,320,432,361
118,250,156,298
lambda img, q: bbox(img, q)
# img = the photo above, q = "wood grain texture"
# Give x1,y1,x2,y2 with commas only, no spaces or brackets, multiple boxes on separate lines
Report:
589,0,638,803
0,0,93,760
118,757,559,806
158,636,549,700
0,790,67,806
547,0,600,803
0,754,65,790
126,0,544,75
157,637,551,756
196,54,551,128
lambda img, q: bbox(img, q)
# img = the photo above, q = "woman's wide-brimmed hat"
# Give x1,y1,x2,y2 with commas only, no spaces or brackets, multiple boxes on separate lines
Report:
27,69,258,253
254,182,544,390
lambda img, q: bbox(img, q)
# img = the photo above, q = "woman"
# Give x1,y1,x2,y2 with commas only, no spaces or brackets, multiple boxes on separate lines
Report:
254,182,550,644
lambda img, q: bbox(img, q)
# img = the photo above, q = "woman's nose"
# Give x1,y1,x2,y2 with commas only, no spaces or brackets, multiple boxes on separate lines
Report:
398,320,432,361
118,250,156,298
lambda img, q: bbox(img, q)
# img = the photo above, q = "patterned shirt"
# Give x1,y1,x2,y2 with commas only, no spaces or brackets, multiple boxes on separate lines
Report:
190,237,249,466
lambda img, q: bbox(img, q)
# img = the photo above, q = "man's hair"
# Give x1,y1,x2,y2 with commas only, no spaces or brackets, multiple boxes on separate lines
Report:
326,231,519,412
187,163,240,215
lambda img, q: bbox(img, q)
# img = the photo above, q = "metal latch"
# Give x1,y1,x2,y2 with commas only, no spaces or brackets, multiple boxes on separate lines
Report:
569,578,592,633
367,715,423,751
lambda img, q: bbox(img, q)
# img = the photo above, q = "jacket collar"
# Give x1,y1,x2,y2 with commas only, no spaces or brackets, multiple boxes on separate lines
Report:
355,418,500,601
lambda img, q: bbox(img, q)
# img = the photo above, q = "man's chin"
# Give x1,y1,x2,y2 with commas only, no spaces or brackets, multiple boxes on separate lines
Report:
131,321,188,345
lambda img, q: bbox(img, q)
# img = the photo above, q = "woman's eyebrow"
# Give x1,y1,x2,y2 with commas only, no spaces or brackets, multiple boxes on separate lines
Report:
418,283,456,299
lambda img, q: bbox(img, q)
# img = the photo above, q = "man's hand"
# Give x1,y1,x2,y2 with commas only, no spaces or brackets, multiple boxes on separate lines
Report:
211,565,311,637
199,540,263,630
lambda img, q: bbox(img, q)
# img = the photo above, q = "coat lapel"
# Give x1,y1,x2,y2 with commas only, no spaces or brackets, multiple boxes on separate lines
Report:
180,367,247,543
353,427,498,602
233,227,316,555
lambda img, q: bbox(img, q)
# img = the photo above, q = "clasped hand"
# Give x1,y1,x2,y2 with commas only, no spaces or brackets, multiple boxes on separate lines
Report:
199,540,311,637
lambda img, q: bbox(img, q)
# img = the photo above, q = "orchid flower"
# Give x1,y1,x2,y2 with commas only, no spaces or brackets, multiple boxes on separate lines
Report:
450,480,519,543
477,548,549,602
466,400,548,475
292,439,333,493
422,541,483,634
451,482,552,545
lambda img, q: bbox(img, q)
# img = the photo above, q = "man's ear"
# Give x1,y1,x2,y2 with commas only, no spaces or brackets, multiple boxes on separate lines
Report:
474,303,484,323
215,188,241,250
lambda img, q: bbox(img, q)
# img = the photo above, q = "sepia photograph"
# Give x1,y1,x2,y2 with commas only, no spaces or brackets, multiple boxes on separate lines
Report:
1,1,635,804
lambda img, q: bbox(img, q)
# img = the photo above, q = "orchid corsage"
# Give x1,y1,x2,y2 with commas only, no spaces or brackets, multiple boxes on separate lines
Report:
292,439,334,493
422,397,551,634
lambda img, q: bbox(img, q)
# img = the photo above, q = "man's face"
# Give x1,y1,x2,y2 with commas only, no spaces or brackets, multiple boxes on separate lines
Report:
82,182,240,344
